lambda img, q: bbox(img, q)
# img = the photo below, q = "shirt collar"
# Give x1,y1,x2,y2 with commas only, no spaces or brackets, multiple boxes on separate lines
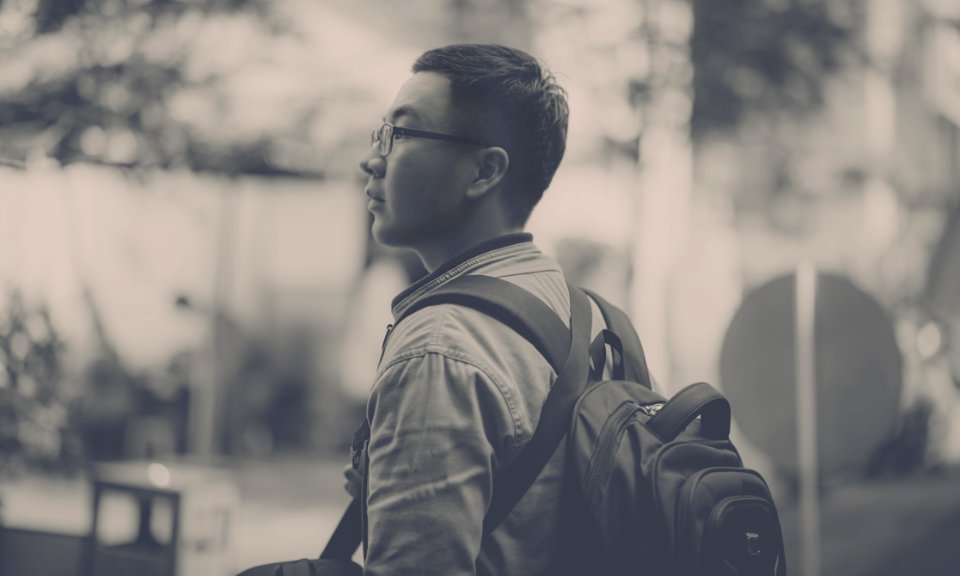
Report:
391,233,533,309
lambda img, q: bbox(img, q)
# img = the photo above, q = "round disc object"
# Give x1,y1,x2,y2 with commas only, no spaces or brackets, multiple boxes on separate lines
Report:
719,272,902,477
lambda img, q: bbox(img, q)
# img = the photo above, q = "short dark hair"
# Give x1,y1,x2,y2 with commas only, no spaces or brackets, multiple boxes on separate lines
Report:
413,44,569,227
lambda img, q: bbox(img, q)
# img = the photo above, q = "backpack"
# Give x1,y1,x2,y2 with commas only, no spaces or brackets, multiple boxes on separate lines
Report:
322,275,786,576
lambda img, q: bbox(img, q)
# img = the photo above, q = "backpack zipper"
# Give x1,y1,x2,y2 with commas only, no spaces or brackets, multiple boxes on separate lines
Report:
583,401,641,514
704,495,774,534
674,468,768,572
674,467,716,544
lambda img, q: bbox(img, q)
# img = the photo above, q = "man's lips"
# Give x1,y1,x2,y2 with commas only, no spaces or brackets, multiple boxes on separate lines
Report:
365,188,384,203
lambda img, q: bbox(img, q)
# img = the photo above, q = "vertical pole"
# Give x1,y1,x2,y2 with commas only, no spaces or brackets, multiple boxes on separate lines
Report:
189,185,234,460
86,484,103,576
629,0,694,393
795,262,820,576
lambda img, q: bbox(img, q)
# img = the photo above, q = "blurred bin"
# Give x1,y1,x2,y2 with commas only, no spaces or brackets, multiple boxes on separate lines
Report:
87,460,239,576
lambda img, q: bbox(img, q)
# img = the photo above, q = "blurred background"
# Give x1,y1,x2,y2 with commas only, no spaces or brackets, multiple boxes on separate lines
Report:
1,0,959,574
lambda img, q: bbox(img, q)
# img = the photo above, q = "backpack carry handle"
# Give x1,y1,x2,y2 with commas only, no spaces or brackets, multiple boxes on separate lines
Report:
583,289,651,388
647,382,731,441
588,329,624,381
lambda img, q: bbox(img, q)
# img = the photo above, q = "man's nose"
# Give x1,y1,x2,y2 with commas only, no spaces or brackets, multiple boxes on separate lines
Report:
360,147,385,178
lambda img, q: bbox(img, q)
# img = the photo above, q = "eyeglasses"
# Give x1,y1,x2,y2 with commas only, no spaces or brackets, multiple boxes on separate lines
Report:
370,122,489,157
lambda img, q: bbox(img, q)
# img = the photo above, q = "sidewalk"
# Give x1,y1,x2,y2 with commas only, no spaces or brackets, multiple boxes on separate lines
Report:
3,456,960,576
0,452,354,575
774,466,960,576
229,454,357,569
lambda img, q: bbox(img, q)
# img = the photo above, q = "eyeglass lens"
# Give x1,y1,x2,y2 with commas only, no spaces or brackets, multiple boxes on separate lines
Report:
370,123,393,156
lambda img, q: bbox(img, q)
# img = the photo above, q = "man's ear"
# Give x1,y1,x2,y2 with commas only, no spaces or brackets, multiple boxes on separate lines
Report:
466,147,509,200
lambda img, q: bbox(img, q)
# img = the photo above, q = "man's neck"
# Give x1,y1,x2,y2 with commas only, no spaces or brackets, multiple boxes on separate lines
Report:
409,194,520,271
417,225,524,272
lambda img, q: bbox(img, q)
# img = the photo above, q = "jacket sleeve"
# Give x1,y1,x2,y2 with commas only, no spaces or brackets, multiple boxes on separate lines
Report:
362,351,517,576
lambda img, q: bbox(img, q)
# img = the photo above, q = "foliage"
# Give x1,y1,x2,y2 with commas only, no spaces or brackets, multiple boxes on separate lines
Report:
0,292,82,477
2,0,865,172
0,0,335,176
28,0,269,35
690,0,863,138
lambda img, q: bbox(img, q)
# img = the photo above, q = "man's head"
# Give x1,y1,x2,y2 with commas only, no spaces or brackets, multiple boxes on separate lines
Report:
360,44,568,268
411,44,569,226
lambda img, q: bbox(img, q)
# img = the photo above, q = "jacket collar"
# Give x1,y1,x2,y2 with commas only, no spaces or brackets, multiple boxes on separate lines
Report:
391,233,533,315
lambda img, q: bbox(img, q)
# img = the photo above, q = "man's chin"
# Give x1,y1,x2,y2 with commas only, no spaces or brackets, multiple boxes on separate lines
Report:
370,223,406,249
371,221,447,255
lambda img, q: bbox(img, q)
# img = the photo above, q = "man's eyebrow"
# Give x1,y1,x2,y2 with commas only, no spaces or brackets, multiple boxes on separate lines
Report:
385,106,420,123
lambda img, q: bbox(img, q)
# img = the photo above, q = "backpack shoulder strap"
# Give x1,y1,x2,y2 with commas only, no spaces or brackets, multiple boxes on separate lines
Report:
582,288,652,388
400,275,592,534
322,275,592,561
482,282,592,533
397,275,569,372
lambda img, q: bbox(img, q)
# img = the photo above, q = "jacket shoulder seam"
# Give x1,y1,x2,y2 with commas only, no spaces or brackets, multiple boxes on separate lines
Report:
378,347,524,458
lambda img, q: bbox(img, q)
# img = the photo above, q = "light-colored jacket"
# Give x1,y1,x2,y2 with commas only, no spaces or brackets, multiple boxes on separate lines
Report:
362,235,612,576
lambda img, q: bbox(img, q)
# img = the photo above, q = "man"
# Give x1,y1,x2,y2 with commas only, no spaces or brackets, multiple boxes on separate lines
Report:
352,44,602,576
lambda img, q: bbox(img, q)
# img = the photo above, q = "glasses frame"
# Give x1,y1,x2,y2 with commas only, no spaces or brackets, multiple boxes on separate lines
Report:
371,122,489,157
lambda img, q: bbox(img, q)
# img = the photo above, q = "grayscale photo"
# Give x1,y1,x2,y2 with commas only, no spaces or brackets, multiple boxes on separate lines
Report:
1,0,959,575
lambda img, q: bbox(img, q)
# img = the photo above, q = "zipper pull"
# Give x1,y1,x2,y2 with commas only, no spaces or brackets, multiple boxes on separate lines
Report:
378,323,394,364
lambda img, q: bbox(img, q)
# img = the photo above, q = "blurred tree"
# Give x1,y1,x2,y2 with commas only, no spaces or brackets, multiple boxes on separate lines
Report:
690,0,863,138
0,291,82,476
0,0,342,176
448,0,532,49
33,0,86,33
70,283,148,461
